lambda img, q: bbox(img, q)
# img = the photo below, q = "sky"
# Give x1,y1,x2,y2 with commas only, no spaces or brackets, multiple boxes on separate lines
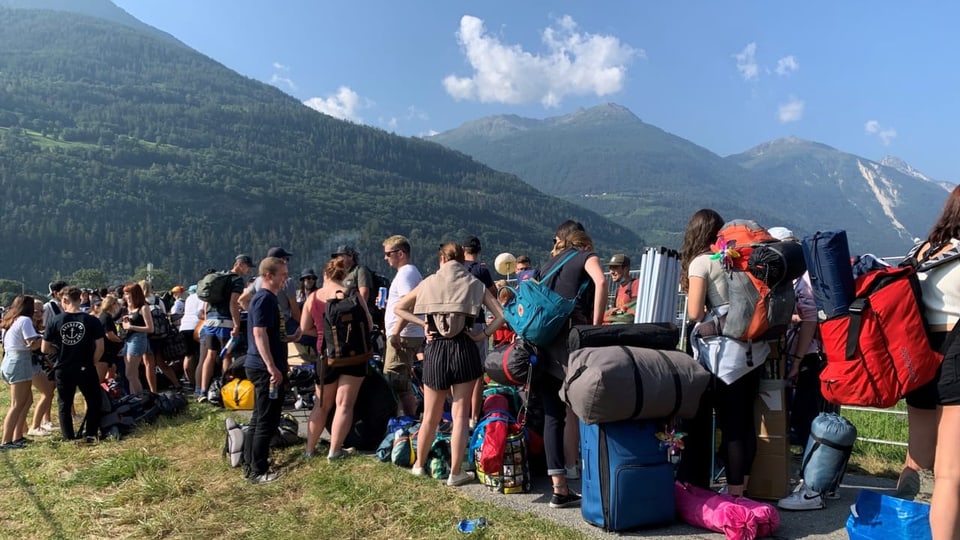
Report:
112,1,960,183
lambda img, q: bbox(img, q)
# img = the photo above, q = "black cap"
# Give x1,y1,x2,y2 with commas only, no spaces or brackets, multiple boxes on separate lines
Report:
462,236,481,253
235,254,254,267
330,245,357,258
300,268,318,280
267,246,294,258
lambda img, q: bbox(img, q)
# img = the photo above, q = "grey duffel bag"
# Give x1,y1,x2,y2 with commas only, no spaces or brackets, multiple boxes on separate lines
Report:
561,346,712,424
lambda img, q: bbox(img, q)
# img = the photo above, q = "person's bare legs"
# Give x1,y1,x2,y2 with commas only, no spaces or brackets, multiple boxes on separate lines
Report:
125,354,144,394
900,405,938,497
306,380,336,455
29,373,54,431
2,381,33,443
932,405,960,540
414,385,448,470
450,380,476,476
328,375,363,455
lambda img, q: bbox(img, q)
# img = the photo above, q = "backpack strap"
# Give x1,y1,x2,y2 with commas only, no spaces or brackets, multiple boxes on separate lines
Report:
537,250,581,283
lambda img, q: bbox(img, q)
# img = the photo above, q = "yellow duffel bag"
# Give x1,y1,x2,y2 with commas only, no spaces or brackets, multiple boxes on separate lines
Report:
221,378,255,410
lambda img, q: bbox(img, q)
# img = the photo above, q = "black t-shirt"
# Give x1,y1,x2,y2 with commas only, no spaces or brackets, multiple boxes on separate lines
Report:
243,288,287,373
98,312,123,360
44,312,105,369
536,248,598,326
464,260,495,319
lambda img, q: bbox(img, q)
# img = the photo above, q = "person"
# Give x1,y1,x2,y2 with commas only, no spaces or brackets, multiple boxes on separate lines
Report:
331,245,373,306
889,186,960,538
394,242,506,486
1,295,43,449
178,285,203,389
682,208,763,498
169,285,186,319
26,296,56,436
293,268,320,365
41,286,104,443
79,289,92,313
532,220,607,507
97,294,125,382
301,258,372,460
516,255,535,282
769,227,835,511
239,247,301,331
121,282,154,394
42,280,68,330
198,255,252,402
297,268,319,305
139,279,180,392
602,253,640,324
462,235,498,427
242,256,300,483
381,235,425,417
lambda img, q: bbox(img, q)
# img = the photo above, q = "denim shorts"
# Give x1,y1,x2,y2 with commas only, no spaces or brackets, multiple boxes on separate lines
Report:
125,332,150,356
1,349,39,384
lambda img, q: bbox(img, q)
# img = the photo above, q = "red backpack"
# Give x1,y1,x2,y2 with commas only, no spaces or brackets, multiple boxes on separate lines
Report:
713,220,795,341
819,264,941,408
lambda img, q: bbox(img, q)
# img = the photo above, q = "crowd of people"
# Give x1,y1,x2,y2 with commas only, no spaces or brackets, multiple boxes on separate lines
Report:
3,196,960,538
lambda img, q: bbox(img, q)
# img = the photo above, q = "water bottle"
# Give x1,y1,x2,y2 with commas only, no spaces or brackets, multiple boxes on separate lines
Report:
268,380,278,400
219,336,236,360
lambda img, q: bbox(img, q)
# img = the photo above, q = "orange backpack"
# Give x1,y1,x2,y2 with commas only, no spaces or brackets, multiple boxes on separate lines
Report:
713,220,795,341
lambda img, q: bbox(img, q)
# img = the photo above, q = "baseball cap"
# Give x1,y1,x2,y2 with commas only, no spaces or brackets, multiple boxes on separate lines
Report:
300,268,318,280
171,285,185,294
462,236,482,252
187,285,197,294
267,246,294,258
235,254,254,267
607,254,630,267
330,245,357,258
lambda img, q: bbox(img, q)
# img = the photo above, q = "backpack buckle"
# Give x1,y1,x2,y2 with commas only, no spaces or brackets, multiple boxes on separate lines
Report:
848,298,867,315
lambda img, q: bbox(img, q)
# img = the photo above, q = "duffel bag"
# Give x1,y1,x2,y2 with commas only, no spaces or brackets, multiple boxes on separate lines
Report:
221,378,255,410
561,346,711,424
567,322,679,352
484,340,535,387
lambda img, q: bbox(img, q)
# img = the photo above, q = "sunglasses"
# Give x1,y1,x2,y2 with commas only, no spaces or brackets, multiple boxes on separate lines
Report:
384,249,400,257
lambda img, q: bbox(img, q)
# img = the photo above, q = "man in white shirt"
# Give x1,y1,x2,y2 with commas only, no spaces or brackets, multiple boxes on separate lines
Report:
382,235,424,416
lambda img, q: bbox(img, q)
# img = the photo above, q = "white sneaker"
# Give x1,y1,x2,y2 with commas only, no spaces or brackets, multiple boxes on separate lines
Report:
27,427,51,437
778,485,825,511
410,466,426,476
41,421,56,431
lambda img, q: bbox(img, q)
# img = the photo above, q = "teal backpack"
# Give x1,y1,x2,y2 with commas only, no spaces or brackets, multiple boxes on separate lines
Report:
502,250,588,346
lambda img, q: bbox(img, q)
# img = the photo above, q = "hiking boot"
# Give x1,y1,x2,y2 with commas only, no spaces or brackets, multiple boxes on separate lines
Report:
550,490,582,508
895,468,921,501
249,471,281,485
327,447,357,462
447,471,475,486
778,485,825,511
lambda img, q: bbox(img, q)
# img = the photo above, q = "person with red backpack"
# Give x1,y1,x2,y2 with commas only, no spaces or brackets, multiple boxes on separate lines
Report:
899,186,960,539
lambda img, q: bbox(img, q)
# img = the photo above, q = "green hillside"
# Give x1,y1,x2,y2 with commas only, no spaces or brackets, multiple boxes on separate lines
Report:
0,8,642,289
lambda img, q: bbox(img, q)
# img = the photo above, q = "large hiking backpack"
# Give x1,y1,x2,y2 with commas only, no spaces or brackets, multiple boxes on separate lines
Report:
714,220,796,341
323,290,373,367
149,303,172,339
197,271,234,306
819,263,941,407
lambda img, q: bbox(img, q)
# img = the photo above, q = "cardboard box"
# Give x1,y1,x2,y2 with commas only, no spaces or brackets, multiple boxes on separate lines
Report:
749,379,791,500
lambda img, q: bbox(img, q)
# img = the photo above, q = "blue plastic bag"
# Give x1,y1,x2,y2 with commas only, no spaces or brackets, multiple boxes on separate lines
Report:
846,489,931,540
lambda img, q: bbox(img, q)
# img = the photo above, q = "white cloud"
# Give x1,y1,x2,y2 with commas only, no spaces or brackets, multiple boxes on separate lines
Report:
778,96,804,123
269,62,297,91
775,55,799,76
303,86,372,122
865,120,897,146
406,106,429,121
443,14,640,107
734,42,759,81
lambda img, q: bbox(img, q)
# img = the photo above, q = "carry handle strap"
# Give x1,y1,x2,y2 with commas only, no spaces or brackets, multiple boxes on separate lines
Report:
845,297,868,359
537,250,580,283
653,350,684,418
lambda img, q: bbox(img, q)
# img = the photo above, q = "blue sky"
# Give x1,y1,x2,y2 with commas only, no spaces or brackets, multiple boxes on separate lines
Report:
113,1,960,182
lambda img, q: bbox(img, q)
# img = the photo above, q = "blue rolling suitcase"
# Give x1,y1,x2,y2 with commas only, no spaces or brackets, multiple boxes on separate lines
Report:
580,419,675,531
801,230,856,320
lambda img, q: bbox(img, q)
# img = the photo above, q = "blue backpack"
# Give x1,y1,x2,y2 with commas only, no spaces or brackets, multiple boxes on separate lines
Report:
502,251,587,347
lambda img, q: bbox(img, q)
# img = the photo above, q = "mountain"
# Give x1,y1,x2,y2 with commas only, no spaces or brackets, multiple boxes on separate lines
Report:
429,103,811,249
0,0,184,46
430,105,949,254
879,156,954,192
0,7,642,289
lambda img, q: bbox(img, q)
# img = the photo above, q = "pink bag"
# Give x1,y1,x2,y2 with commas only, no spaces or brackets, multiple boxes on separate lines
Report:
674,482,758,540
734,494,779,537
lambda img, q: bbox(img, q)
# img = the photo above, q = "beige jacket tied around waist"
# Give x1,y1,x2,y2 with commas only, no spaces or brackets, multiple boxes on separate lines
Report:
413,261,486,337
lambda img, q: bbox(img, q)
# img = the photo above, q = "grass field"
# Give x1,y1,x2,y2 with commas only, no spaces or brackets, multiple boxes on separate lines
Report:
0,392,584,540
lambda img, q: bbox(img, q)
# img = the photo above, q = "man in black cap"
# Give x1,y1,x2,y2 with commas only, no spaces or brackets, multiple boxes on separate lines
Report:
198,254,253,402
331,245,373,307
462,235,497,427
43,280,69,329
603,253,639,323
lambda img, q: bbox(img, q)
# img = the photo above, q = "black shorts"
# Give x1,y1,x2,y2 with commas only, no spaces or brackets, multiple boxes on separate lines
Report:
180,330,200,358
422,332,483,391
905,331,960,408
320,362,366,385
